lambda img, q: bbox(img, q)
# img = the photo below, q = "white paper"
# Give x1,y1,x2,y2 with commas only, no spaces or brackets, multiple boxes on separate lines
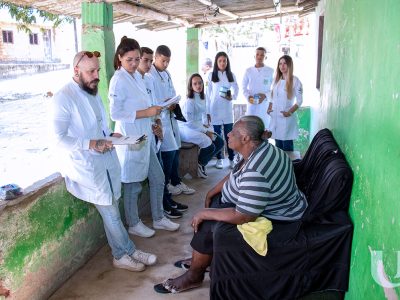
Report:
156,139,162,152
107,134,147,145
160,95,181,108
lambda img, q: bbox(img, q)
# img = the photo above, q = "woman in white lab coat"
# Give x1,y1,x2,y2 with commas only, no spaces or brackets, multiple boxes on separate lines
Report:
178,73,224,178
268,55,303,152
206,51,239,169
109,37,179,239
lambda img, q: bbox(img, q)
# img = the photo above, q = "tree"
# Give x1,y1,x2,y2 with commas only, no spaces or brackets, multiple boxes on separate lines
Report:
0,1,72,33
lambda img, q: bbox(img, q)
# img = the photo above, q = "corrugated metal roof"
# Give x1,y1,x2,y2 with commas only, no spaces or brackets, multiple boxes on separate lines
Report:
5,0,319,31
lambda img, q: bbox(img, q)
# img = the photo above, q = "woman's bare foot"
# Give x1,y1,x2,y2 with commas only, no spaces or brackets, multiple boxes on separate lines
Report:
163,271,204,293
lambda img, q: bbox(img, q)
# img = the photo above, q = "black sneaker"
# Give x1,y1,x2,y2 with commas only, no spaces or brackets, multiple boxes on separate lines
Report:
197,164,208,179
170,200,188,212
163,207,183,219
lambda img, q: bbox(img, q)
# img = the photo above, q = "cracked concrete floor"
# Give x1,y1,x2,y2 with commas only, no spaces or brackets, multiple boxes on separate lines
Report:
49,159,230,300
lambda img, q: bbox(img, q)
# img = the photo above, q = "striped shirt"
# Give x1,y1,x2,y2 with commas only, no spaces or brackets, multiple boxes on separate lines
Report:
221,141,307,221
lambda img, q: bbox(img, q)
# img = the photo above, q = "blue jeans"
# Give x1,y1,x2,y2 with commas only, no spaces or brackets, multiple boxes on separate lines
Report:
161,150,181,186
123,148,164,226
160,150,181,208
213,123,234,161
198,134,224,166
275,139,294,151
95,198,135,259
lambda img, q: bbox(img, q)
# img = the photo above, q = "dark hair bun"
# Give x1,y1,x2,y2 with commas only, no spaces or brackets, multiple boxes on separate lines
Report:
121,36,128,41
261,130,272,140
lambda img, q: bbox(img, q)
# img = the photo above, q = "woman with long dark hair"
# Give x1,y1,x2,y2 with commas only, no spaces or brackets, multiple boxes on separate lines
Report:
206,51,239,169
109,37,180,243
178,73,224,178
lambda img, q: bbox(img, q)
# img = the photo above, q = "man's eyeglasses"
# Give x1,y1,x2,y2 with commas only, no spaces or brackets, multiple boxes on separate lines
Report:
75,51,101,67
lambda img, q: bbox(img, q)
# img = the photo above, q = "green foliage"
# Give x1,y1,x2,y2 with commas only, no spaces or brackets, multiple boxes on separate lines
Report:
202,20,275,55
0,1,73,33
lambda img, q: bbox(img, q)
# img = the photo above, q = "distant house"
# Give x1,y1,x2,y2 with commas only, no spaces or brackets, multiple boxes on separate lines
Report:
0,21,58,63
0,9,78,77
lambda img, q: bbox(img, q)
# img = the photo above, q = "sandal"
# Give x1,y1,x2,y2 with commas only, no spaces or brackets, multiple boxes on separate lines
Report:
173,258,210,272
154,278,202,294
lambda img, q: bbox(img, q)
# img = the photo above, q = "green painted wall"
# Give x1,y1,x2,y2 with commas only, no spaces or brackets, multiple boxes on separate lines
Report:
319,0,400,298
295,106,311,155
0,180,106,299
81,2,115,127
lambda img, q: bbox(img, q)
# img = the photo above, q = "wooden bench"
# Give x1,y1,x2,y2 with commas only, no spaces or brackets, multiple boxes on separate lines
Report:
178,142,199,178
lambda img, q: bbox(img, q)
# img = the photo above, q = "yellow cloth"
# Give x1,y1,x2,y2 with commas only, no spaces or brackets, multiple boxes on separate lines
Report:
237,217,273,256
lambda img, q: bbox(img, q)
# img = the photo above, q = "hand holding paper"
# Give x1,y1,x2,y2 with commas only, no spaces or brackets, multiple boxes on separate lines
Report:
161,95,181,108
107,134,147,145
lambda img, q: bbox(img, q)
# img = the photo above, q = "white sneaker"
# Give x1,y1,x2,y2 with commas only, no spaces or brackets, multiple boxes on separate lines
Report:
229,160,235,169
176,182,195,194
197,164,208,178
215,159,223,169
128,221,155,238
113,254,145,272
153,217,180,231
167,183,182,196
131,249,157,266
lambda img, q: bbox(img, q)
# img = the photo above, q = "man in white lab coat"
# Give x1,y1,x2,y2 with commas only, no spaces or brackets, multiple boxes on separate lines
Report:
149,45,195,219
242,47,274,128
51,51,157,272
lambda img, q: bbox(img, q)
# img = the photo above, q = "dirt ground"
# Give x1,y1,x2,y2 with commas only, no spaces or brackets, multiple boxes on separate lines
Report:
0,68,71,189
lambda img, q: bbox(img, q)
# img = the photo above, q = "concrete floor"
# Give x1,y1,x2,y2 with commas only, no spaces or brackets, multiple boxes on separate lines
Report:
49,159,230,300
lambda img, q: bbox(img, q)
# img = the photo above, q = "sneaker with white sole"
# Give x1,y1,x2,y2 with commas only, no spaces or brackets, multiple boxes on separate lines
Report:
229,160,235,169
215,159,223,169
128,221,155,238
113,254,145,272
131,249,157,266
170,200,188,212
175,182,195,195
197,164,208,178
163,207,183,219
153,217,180,231
167,183,182,196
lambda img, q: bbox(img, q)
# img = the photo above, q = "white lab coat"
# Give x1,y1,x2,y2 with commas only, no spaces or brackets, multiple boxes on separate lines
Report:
178,93,211,149
206,71,239,125
269,76,303,140
242,65,274,128
109,68,153,183
149,65,181,151
51,80,121,206
141,73,159,153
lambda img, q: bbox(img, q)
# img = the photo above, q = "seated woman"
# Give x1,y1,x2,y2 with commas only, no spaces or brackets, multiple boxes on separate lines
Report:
178,73,224,178
154,115,308,293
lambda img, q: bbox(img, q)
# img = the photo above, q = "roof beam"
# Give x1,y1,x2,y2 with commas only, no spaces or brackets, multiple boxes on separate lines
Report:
196,0,239,20
112,2,190,27
195,6,303,28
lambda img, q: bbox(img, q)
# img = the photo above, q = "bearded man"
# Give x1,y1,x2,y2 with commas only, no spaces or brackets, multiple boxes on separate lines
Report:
51,51,157,272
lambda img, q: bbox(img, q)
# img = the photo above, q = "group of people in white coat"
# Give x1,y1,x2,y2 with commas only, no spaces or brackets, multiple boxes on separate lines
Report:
51,41,303,274
51,37,199,273
179,47,303,176
243,47,303,152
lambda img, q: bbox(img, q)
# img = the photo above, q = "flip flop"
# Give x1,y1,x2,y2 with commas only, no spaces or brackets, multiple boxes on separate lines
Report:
154,283,171,294
154,279,202,294
173,258,210,272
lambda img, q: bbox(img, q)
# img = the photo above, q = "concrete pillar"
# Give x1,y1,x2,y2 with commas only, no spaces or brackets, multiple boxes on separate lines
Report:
186,28,199,81
81,1,115,125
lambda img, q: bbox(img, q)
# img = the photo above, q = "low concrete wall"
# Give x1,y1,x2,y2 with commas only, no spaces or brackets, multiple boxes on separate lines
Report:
0,63,70,79
0,175,151,300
